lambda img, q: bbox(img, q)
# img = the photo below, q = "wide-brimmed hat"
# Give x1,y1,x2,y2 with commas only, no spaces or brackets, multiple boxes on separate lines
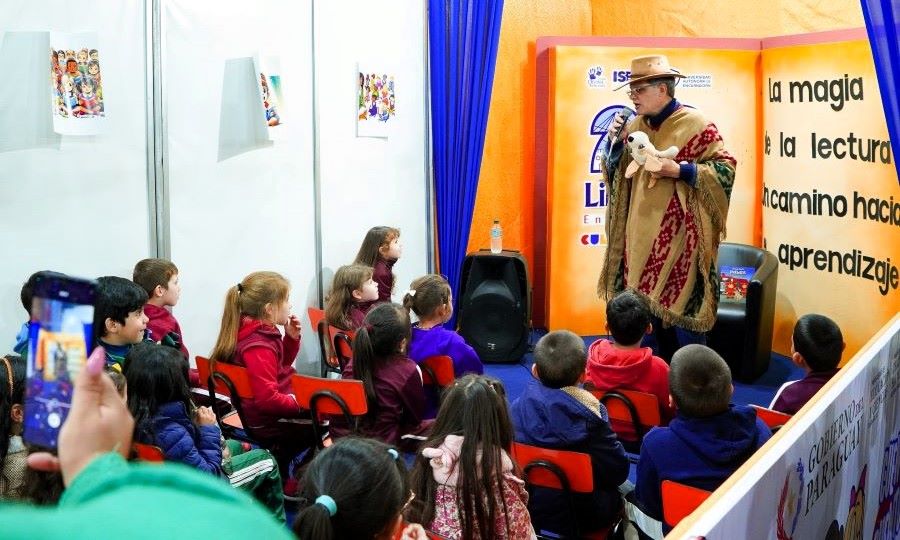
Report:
614,55,686,91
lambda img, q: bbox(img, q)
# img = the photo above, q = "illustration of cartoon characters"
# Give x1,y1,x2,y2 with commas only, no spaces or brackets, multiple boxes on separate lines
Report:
59,74,78,115
260,73,280,126
76,48,89,76
89,48,99,62
73,77,101,117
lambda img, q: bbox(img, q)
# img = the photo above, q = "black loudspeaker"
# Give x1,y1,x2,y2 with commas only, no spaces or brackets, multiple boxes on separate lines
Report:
457,250,530,363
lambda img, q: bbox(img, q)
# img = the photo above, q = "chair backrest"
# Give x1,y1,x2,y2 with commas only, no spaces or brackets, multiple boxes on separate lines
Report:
332,330,354,371
195,355,211,390
308,307,337,377
420,355,454,387
661,480,712,528
511,442,594,493
207,360,256,400
132,442,165,463
292,374,368,448
591,388,661,438
751,404,792,430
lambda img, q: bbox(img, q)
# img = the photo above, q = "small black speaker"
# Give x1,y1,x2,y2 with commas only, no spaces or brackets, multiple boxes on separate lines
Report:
457,250,530,363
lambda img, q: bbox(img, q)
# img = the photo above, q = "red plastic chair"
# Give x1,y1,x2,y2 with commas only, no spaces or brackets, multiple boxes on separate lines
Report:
332,330,354,372
661,480,712,528
511,442,609,539
419,355,454,390
751,404,793,431
588,388,661,456
132,443,165,463
292,374,368,449
307,307,336,377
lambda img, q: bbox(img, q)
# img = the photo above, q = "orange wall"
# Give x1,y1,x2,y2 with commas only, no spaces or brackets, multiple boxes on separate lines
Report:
467,0,592,277
471,0,866,326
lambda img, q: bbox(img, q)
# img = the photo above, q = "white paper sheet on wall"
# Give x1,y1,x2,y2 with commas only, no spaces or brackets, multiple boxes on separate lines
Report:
217,56,272,161
356,63,396,138
50,31,105,135
254,54,285,141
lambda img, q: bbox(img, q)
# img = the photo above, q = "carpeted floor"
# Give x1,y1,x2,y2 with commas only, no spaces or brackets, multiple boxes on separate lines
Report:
483,331,805,410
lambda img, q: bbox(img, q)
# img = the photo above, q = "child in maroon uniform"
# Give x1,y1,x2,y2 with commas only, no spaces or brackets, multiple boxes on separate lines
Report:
771,314,844,415
324,264,379,331
339,303,430,447
353,226,402,306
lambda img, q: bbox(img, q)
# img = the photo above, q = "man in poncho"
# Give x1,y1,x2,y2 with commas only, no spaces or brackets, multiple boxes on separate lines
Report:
599,54,736,361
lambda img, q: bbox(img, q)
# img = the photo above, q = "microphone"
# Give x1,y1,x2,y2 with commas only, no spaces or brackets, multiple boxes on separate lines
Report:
608,108,634,146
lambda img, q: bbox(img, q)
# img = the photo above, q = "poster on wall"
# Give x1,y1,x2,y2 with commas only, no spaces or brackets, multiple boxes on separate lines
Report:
357,64,396,137
760,31,900,360
50,32,104,135
254,54,284,140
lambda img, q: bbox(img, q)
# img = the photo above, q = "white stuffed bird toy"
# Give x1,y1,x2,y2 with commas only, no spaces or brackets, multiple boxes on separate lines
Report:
624,131,679,188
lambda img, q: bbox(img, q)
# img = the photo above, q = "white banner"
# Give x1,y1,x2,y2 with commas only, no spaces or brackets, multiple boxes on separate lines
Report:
672,314,900,539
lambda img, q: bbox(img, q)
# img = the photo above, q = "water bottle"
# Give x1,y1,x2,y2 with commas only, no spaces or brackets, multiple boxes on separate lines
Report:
490,219,503,254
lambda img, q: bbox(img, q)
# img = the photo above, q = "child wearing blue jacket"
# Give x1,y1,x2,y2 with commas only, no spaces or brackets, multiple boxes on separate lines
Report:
635,344,772,534
510,330,629,537
124,342,285,520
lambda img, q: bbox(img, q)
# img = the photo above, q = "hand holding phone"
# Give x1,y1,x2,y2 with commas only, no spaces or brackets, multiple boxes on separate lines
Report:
24,273,97,450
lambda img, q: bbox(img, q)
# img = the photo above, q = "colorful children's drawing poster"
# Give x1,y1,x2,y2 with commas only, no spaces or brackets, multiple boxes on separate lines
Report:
356,64,396,137
254,55,284,140
50,32,104,135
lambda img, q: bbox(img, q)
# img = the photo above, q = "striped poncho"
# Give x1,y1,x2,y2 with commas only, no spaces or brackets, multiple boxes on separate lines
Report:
599,103,736,332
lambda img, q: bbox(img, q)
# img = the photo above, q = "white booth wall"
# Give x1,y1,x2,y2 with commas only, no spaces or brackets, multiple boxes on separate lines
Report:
0,0,431,371
316,1,430,310
0,1,151,349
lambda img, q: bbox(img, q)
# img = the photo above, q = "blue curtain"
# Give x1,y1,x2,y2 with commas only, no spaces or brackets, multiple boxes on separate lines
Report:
429,0,504,326
861,0,900,183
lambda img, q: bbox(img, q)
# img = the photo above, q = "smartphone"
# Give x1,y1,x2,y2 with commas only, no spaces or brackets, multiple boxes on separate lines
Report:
24,272,97,450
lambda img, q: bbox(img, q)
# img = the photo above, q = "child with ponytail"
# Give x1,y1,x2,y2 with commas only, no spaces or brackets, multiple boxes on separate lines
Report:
210,271,310,467
324,265,379,331
403,274,483,377
339,303,431,446
292,437,427,540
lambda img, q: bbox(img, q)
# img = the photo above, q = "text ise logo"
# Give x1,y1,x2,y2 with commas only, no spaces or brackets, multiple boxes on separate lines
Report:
612,70,631,83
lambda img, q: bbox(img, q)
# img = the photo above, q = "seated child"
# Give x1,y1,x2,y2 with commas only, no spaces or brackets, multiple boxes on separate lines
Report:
406,375,535,540
511,330,628,537
293,437,427,540
125,342,285,520
0,355,26,500
403,274,483,377
13,271,66,356
771,314,844,415
339,303,431,446
132,258,189,358
635,344,772,531
324,264,378,331
210,272,309,472
354,226,402,307
585,290,675,445
93,276,150,370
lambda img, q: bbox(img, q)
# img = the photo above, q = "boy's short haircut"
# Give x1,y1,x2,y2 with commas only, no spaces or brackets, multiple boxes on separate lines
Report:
133,258,178,297
20,270,67,314
669,344,732,417
534,330,587,389
93,276,148,341
793,314,843,372
606,289,651,346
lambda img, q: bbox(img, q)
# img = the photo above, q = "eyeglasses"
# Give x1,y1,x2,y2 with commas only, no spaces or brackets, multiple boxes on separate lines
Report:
626,83,656,98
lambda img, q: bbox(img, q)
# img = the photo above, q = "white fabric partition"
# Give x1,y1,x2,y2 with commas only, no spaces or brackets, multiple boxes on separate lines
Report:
0,1,150,348
315,0,430,303
162,0,319,370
